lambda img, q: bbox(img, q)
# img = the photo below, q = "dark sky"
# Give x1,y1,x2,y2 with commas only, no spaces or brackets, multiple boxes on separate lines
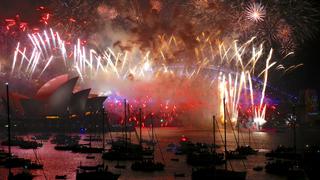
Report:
0,0,45,25
273,33,320,97
298,35,320,91
285,0,320,93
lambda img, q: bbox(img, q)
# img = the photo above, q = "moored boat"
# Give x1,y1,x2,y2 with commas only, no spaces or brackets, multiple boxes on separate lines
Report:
76,164,120,180
8,171,34,180
192,167,247,180
131,160,164,171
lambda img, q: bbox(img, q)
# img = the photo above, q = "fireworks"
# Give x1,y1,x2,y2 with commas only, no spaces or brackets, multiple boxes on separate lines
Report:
217,38,274,127
11,29,66,79
2,0,319,129
1,0,319,58
8,28,280,129
245,2,266,22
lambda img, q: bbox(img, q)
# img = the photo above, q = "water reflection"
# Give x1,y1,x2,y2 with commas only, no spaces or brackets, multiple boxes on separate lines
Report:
1,127,319,179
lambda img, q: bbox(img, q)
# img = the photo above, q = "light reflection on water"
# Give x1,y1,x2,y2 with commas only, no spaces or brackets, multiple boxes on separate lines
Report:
1,127,319,180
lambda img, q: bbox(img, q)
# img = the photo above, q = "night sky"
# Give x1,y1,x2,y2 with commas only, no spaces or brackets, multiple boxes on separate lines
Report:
301,37,320,90
1,0,320,94
277,34,320,95
0,0,44,24
301,0,320,91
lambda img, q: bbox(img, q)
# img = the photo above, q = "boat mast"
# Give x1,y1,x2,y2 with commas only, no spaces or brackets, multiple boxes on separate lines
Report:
151,114,155,162
248,128,251,146
124,99,127,149
213,115,216,153
102,106,105,150
6,83,11,175
223,97,227,170
6,83,11,157
139,108,142,146
237,119,240,148
105,110,113,144
128,104,131,143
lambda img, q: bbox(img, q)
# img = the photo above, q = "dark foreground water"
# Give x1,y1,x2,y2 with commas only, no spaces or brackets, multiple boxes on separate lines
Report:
1,127,320,180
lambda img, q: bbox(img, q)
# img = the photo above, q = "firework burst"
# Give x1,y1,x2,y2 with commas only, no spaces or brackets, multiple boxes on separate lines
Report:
9,29,278,129
2,0,319,129
245,2,266,22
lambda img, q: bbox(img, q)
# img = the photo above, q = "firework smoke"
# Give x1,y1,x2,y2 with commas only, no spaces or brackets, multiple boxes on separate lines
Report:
2,0,319,129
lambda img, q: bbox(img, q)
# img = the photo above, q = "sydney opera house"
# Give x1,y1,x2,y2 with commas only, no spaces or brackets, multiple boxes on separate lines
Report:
1,74,109,132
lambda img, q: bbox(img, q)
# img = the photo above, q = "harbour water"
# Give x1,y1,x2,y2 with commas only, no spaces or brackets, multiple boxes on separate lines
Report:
1,127,320,180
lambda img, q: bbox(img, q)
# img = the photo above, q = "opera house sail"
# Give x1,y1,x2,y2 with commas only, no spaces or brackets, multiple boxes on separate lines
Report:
3,74,107,132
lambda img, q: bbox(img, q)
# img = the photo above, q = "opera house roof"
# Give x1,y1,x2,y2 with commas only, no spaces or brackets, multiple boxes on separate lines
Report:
6,74,107,117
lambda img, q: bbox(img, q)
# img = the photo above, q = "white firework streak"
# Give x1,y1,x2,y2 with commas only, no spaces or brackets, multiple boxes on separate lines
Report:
39,56,54,78
11,42,20,75
218,39,275,128
11,29,67,78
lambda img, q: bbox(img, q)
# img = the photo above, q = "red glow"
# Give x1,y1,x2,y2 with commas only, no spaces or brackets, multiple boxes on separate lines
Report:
40,13,50,25
69,18,76,22
32,28,40,33
19,22,28,31
180,136,188,142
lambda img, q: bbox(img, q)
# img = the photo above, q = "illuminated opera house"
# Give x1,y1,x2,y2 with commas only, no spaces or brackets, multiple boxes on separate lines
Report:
2,74,108,132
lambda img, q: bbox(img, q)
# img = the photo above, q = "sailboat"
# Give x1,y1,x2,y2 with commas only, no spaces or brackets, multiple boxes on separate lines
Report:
225,113,246,160
3,83,34,179
76,163,120,180
53,134,79,151
1,138,42,149
192,98,247,180
236,134,258,156
72,107,105,154
1,156,31,168
265,159,295,175
18,140,43,149
265,145,298,159
25,149,44,170
102,101,144,161
73,118,103,153
32,133,51,141
76,106,120,180
8,170,34,180
72,138,104,153
0,148,10,159
265,107,303,176
131,109,165,172
186,116,224,166
233,120,258,156
266,107,301,160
